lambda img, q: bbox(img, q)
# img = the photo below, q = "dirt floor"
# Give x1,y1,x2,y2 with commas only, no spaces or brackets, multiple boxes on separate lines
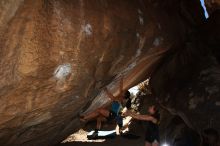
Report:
59,133,145,146
58,117,147,146
58,127,145,146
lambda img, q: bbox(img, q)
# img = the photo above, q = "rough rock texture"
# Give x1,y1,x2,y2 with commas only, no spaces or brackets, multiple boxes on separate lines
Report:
205,0,220,15
150,3,220,145
0,0,216,146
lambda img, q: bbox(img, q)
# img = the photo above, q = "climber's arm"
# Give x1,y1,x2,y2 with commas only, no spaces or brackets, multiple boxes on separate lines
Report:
103,87,115,100
124,111,157,124
119,77,124,93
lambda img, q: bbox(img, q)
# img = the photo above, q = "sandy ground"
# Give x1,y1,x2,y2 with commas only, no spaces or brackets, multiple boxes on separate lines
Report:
59,137,145,146
58,117,146,146
58,127,145,146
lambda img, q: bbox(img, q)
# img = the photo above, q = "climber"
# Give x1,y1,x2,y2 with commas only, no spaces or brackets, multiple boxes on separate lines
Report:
123,104,160,146
80,77,131,137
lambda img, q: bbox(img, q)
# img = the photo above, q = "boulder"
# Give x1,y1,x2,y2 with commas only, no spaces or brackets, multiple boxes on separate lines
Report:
0,0,210,145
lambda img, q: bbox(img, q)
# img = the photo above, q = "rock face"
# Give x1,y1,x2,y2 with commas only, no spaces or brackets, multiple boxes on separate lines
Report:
205,0,220,15
0,0,217,146
150,3,220,145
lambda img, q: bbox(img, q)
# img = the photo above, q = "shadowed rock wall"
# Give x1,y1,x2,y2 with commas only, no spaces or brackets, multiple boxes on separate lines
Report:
150,4,220,145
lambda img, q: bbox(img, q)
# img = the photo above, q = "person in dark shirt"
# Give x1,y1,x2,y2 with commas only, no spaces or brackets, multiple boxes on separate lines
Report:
123,105,160,146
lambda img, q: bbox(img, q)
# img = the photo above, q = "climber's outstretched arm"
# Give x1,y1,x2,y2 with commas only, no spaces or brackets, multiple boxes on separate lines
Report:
119,77,124,93
103,87,115,100
123,111,158,124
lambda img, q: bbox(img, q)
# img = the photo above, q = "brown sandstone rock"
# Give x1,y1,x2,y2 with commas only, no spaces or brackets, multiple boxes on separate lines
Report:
0,0,208,145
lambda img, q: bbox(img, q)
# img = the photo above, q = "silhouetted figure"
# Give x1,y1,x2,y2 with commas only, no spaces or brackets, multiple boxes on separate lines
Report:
124,105,160,146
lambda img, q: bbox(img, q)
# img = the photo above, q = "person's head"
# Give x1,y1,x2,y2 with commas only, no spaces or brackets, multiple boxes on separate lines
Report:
123,90,130,99
148,105,159,115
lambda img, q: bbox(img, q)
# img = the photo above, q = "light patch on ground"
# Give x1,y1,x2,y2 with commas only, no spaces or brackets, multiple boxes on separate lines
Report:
82,24,93,36
54,63,72,80
62,129,105,143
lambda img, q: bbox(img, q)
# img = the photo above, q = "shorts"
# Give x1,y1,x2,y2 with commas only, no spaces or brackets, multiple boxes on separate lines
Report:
145,127,159,143
107,110,117,121
107,111,123,128
115,115,123,128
